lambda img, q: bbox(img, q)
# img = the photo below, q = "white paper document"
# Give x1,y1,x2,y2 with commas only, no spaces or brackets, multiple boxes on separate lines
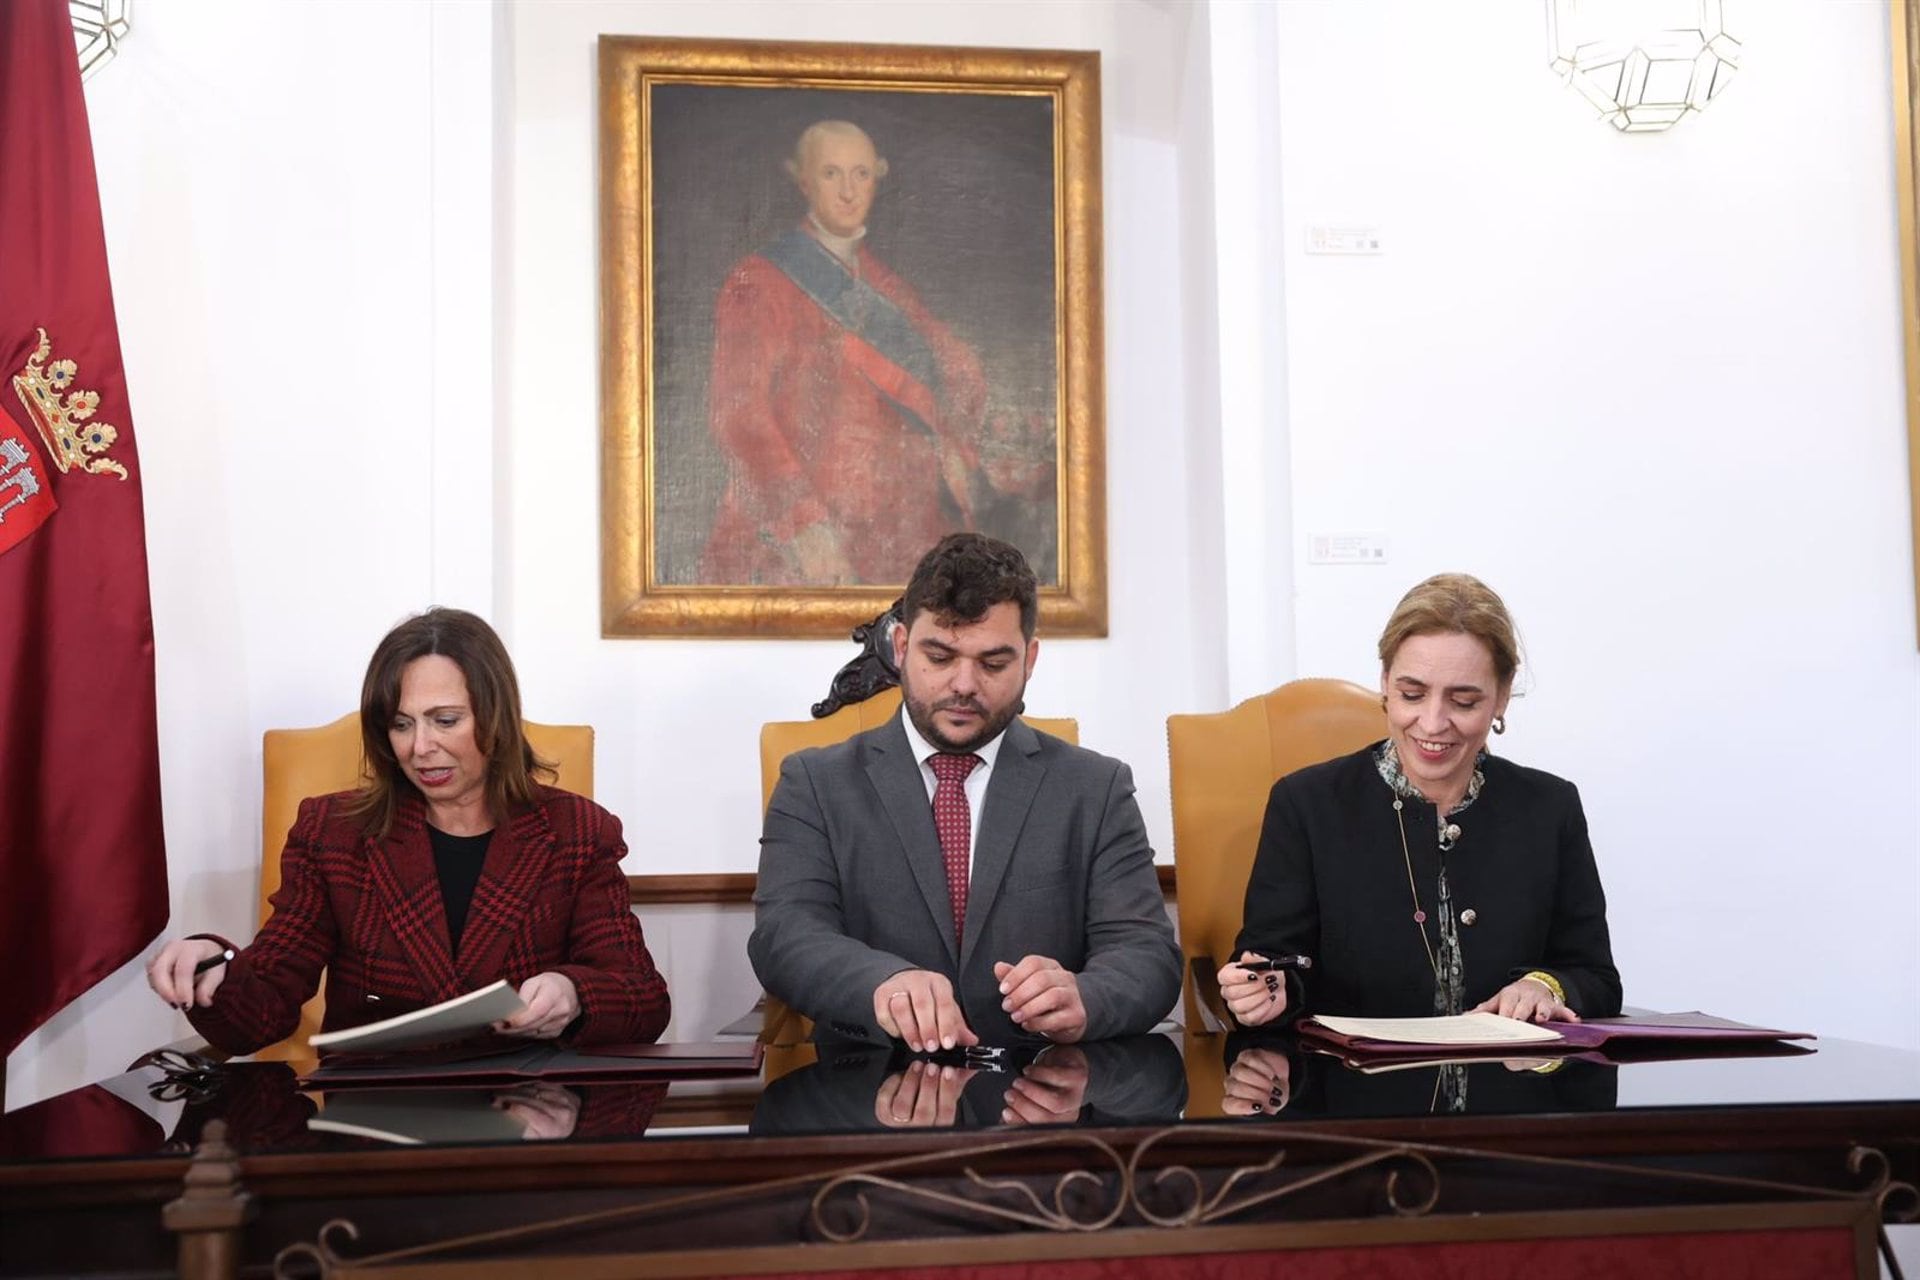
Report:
309,1088,531,1145
307,979,527,1054
1309,1011,1565,1046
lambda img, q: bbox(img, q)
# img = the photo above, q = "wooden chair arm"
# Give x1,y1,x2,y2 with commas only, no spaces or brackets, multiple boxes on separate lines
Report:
1189,955,1232,1036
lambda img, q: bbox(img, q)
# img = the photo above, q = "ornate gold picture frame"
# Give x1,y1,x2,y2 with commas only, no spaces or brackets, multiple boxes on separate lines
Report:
598,37,1107,638
1893,0,1920,640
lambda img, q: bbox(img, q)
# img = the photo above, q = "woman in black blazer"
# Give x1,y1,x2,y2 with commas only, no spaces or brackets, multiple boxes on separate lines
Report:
1217,574,1621,1031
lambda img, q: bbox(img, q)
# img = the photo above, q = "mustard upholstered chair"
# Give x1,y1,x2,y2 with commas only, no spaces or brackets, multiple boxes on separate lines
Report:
754,688,1079,1050
253,713,594,1063
1166,679,1383,1036
759,688,1079,810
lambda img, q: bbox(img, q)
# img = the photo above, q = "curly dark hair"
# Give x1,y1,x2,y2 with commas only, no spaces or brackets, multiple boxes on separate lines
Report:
900,533,1038,639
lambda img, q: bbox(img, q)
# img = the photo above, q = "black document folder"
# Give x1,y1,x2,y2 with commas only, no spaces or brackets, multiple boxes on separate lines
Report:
302,1040,763,1090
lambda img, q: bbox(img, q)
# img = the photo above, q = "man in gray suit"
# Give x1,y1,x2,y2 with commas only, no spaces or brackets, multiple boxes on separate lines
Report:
749,534,1180,1051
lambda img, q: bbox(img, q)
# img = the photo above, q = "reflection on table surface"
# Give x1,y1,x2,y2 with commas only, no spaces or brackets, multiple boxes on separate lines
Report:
3,1025,1917,1164
1213,1033,1622,1120
752,1035,1187,1135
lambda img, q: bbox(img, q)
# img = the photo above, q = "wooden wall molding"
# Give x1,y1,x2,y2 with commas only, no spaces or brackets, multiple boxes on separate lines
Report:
628,873,758,906
1894,0,1920,642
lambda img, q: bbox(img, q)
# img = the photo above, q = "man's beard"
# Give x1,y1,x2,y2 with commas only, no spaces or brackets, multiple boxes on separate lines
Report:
901,677,1025,754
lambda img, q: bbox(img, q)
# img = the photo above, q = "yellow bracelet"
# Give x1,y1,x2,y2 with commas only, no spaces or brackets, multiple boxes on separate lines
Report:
1522,970,1567,1004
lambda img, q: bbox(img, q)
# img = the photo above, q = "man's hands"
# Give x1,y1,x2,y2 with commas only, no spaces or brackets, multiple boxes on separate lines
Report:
875,970,979,1054
1216,951,1287,1027
494,972,581,1039
994,955,1087,1043
1000,1047,1089,1126
867,955,1091,1131
1473,977,1579,1025
876,955,1086,1052
873,1047,1092,1130
875,1059,977,1128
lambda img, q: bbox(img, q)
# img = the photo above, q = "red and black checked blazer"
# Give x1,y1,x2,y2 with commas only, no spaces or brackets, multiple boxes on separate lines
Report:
190,786,670,1055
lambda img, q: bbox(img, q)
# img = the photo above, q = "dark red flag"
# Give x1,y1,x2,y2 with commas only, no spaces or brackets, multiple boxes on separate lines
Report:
0,0,167,1055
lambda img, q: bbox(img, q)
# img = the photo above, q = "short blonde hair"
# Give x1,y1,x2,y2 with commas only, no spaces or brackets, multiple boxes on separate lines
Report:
1377,573,1520,688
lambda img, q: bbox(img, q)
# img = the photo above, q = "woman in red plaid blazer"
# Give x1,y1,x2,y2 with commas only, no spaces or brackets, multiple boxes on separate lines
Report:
147,609,670,1054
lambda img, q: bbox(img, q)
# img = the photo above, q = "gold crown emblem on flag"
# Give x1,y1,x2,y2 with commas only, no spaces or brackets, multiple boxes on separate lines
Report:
10,327,127,481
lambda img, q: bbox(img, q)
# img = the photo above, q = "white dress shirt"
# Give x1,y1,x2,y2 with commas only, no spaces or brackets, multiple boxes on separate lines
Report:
898,704,1007,863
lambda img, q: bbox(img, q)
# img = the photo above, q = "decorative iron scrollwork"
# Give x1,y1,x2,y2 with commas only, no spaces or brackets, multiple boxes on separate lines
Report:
811,1132,1128,1239
256,1125,1920,1274
273,1218,359,1280
1849,1145,1920,1222
1126,1128,1440,1228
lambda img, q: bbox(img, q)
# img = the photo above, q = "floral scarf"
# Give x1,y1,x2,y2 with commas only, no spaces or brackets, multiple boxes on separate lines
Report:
1374,740,1490,1112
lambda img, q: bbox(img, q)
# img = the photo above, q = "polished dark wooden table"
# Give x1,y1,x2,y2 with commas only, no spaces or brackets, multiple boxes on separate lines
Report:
2,1028,1915,1279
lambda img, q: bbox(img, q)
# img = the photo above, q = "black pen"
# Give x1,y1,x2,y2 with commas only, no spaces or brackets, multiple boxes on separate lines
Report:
193,947,235,976
1238,954,1312,973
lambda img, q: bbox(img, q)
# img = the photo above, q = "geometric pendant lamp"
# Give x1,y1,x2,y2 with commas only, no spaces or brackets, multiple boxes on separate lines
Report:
1548,0,1741,132
70,0,132,81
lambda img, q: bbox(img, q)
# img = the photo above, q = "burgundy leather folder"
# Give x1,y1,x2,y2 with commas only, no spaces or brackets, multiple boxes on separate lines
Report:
1298,1012,1814,1071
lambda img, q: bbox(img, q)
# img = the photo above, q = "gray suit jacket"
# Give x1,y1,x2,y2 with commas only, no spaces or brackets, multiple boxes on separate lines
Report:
748,715,1181,1045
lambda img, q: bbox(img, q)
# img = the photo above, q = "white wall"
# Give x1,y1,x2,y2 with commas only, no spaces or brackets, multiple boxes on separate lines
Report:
502,0,1201,879
6,0,492,1107
10,0,1918,1110
1271,0,1920,1050
503,0,1204,1045
7,0,1208,1107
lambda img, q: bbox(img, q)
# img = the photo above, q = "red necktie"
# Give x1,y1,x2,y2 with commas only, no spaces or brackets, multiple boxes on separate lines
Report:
928,752,981,941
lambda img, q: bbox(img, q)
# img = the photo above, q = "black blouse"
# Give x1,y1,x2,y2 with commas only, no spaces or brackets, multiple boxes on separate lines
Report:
427,826,494,958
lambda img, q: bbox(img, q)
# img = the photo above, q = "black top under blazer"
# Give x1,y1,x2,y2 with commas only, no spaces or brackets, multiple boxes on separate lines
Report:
1233,744,1622,1021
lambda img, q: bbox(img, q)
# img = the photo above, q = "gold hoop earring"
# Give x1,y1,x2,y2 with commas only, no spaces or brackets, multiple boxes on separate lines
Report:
1491,715,1506,735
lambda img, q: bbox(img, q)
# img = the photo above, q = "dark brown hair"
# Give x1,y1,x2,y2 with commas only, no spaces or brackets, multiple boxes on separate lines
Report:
901,533,1038,639
345,608,552,834
1377,573,1521,688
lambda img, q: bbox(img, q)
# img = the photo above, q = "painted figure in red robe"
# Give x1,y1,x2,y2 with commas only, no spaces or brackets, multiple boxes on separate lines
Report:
700,120,1051,586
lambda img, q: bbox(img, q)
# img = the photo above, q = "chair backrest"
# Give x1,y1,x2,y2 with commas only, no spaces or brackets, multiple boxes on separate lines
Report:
758,687,1080,810
1166,679,1384,1035
755,690,1080,1047
254,713,594,1062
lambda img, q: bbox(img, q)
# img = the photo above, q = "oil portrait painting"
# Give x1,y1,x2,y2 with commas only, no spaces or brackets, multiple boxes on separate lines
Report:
599,38,1106,637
